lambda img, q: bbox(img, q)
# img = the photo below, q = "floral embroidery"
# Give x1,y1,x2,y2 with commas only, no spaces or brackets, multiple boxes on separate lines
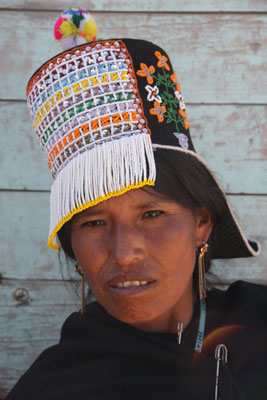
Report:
179,109,190,129
137,63,155,84
137,52,189,135
155,51,170,71
170,73,181,93
145,85,162,103
172,132,189,149
149,101,166,122
175,91,185,110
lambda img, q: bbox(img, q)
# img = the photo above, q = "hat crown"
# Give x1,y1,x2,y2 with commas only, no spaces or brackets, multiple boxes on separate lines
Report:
27,38,193,180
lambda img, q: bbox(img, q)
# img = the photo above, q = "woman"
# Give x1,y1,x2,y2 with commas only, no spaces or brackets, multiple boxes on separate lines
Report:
7,8,267,400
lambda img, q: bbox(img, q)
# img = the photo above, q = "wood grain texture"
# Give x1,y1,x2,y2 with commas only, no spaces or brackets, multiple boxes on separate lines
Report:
0,279,80,307
0,191,266,282
1,101,266,193
0,304,77,398
1,0,267,12
1,12,266,103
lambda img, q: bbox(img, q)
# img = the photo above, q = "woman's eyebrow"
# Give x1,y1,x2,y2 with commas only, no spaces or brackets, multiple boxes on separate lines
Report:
75,209,106,219
134,200,168,210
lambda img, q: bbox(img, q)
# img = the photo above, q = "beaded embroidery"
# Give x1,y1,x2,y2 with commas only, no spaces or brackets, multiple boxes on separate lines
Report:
145,85,162,103
136,51,190,134
172,132,189,150
27,40,150,179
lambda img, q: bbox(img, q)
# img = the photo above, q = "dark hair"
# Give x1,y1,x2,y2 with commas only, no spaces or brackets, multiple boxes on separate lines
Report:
57,149,227,293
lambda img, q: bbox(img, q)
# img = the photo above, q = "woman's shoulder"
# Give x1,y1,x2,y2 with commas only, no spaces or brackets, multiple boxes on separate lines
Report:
207,279,267,323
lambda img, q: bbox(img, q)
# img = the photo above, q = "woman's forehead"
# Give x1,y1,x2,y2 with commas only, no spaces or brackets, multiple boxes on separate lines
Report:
74,187,176,217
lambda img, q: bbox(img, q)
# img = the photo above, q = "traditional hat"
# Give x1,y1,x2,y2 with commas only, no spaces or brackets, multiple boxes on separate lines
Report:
26,8,259,258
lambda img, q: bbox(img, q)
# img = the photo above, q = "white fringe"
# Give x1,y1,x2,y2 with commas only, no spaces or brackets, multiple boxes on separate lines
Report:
49,134,156,247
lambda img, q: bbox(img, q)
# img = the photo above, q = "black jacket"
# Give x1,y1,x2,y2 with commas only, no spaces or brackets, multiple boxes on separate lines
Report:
6,281,267,399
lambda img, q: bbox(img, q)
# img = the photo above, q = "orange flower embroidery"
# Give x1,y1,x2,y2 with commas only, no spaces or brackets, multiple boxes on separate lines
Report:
150,101,166,122
170,73,181,93
155,51,170,71
137,63,155,84
179,109,190,130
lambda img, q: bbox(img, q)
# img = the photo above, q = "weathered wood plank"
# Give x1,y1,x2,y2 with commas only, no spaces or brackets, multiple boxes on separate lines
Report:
0,101,53,191
1,0,267,12
0,279,80,306
0,304,77,398
0,191,61,280
1,191,266,281
1,101,266,193
1,12,266,103
0,304,78,343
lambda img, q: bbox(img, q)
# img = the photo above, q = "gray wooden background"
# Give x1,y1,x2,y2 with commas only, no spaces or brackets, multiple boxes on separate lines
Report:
0,0,266,397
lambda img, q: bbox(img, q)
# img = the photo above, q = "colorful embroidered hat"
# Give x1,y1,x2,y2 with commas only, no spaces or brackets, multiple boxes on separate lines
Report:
26,9,260,258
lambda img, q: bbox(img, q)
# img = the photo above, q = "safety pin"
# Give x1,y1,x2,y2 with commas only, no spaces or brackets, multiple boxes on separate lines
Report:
214,344,228,400
177,321,184,344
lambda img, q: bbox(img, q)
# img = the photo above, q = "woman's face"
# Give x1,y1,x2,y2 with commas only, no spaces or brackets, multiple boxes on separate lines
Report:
71,187,212,332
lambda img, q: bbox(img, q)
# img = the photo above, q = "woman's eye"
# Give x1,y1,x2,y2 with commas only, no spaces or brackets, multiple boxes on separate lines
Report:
142,210,164,219
83,220,105,227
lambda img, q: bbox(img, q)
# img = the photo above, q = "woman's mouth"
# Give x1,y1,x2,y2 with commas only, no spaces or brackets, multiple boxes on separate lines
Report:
108,280,156,294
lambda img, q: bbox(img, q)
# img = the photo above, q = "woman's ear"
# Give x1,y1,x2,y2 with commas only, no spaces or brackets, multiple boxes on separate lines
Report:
195,207,213,248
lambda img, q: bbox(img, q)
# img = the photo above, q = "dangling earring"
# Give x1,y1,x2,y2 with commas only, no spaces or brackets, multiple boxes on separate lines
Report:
74,264,85,315
198,242,209,301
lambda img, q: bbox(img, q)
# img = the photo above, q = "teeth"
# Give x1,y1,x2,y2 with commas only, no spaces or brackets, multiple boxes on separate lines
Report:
114,281,149,288
131,281,141,286
140,281,148,286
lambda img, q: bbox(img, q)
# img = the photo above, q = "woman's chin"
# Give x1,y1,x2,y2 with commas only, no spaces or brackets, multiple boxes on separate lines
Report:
104,300,161,328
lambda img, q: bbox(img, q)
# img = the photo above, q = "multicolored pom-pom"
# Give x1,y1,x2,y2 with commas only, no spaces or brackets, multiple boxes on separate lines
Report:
54,8,98,51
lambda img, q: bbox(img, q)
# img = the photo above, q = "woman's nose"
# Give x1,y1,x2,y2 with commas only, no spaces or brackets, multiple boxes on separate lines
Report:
110,224,145,266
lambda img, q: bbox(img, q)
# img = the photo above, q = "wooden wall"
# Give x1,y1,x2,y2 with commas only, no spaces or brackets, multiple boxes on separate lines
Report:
0,1,266,397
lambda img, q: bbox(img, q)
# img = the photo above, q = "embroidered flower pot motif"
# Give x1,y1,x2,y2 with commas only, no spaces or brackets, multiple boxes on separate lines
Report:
172,132,189,149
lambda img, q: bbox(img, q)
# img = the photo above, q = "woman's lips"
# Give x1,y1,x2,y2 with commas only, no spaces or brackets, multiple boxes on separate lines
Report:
107,278,156,295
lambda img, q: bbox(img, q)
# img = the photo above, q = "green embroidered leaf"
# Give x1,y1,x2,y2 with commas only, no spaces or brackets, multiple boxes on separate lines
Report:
166,115,174,123
154,71,168,87
160,93,169,105
165,111,177,124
